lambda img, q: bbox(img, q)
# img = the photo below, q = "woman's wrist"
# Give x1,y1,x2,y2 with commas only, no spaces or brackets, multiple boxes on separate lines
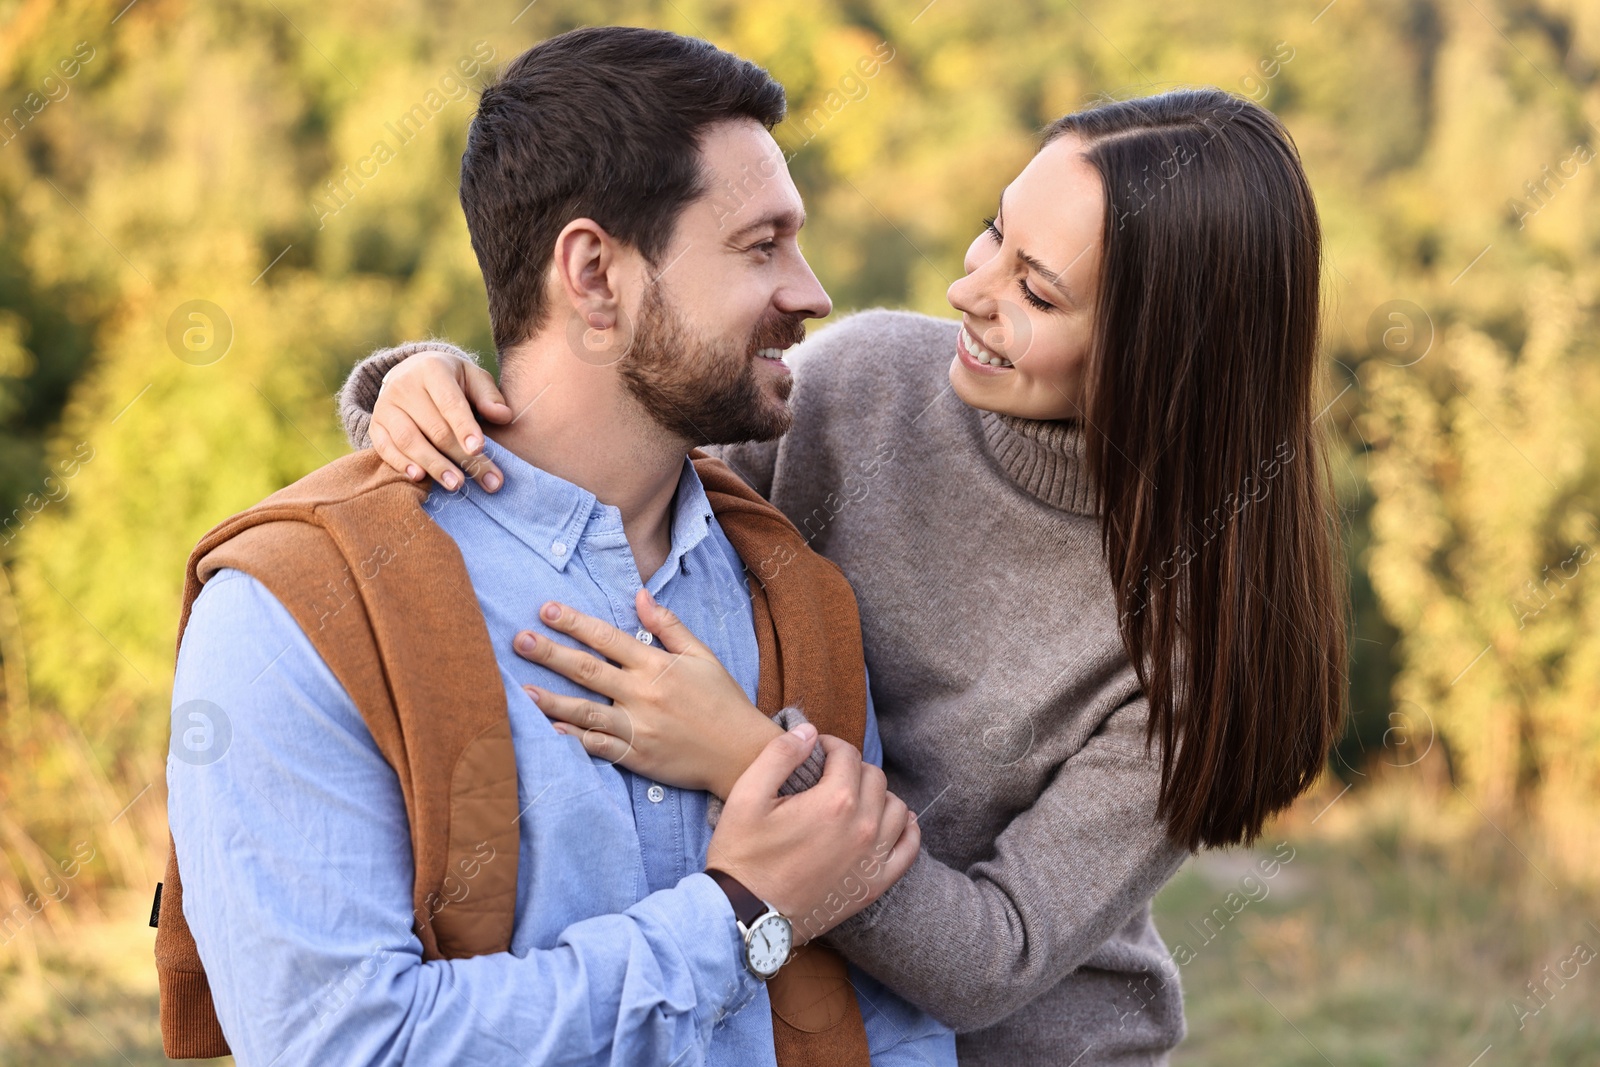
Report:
710,714,785,800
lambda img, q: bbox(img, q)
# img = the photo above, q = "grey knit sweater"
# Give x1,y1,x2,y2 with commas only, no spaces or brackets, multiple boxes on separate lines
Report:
339,311,1191,1066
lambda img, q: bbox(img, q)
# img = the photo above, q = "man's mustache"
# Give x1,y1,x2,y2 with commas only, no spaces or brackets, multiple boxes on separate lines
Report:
749,312,808,355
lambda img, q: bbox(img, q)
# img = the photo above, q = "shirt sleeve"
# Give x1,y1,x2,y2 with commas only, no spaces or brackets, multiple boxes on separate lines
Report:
337,340,480,451
859,672,884,768
823,696,1190,1033
168,569,760,1067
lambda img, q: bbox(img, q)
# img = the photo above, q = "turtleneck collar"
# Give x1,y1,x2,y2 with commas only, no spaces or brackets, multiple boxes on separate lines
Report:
978,409,1099,516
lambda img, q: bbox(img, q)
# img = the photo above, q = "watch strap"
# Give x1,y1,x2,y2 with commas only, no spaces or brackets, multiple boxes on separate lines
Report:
705,868,767,928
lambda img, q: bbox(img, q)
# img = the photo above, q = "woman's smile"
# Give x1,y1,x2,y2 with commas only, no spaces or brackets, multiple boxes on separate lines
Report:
956,322,1015,372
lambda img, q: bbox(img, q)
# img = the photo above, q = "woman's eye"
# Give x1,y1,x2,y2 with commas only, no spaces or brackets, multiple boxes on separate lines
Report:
1017,277,1054,312
982,216,1002,242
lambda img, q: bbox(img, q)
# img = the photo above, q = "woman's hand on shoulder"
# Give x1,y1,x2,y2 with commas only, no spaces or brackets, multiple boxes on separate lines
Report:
368,349,514,492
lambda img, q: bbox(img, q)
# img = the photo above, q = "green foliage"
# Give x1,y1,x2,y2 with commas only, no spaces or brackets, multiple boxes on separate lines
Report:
1364,271,1600,854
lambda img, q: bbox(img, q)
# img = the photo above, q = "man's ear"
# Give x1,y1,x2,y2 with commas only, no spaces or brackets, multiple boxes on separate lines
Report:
552,218,623,328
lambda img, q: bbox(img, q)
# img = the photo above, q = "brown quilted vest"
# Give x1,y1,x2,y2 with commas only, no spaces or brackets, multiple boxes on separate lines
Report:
154,448,872,1065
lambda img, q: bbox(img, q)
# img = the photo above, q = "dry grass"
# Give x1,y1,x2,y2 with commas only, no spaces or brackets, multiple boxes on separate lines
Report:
0,776,1595,1065
1158,777,1600,1066
0,888,192,1066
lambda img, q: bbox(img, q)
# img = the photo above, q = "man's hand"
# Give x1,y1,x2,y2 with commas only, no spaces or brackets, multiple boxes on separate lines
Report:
707,725,920,942
368,349,513,491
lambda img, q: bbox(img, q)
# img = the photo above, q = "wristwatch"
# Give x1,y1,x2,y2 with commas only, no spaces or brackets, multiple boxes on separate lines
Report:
705,868,793,980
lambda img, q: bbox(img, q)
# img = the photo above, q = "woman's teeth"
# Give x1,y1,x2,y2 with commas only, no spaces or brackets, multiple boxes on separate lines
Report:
962,326,1013,368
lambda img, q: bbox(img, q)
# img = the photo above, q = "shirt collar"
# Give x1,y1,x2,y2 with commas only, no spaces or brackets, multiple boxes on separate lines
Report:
665,455,717,562
432,438,716,573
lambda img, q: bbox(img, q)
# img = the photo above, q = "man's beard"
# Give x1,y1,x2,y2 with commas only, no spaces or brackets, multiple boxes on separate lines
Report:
618,283,805,447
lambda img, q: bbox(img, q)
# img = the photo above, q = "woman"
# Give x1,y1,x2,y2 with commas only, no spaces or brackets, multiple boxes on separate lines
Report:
337,88,1346,1064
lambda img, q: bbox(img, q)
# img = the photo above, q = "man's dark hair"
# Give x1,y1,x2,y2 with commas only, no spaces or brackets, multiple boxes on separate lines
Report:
461,26,786,353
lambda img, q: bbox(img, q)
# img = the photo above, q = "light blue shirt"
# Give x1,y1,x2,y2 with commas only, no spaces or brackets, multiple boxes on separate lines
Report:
167,439,954,1067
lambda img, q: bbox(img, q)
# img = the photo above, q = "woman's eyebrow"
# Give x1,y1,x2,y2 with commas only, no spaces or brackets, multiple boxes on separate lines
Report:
999,188,1076,305
1020,251,1070,295
1022,249,1086,310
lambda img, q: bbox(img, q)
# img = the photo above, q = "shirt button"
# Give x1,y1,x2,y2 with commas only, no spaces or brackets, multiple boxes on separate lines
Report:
551,540,568,556
647,785,666,803
635,628,653,644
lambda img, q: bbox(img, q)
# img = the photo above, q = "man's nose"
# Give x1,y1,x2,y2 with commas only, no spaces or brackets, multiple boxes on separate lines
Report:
779,251,833,320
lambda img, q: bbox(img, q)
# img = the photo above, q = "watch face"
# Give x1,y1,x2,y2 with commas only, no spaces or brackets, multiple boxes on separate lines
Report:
747,914,793,978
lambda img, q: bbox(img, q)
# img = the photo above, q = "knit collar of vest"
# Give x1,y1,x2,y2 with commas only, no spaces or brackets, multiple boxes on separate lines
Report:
978,409,1098,516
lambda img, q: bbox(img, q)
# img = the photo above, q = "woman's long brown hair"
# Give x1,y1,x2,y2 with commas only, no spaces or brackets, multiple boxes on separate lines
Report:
1047,90,1347,850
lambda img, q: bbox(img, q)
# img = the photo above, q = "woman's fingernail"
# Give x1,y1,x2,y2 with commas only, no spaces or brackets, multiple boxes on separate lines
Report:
791,723,817,742
405,464,422,480
541,603,561,622
442,471,461,490
523,684,542,704
483,472,501,492
515,632,537,653
465,434,481,452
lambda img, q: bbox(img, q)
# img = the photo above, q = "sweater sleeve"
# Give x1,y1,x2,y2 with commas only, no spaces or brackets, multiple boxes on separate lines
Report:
337,339,480,450
702,439,781,498
702,706,826,827
823,697,1191,1033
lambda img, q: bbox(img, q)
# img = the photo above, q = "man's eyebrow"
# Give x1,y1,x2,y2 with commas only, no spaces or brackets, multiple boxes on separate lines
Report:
726,209,805,242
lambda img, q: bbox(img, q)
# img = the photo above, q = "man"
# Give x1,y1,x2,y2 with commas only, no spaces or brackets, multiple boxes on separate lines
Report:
164,26,955,1067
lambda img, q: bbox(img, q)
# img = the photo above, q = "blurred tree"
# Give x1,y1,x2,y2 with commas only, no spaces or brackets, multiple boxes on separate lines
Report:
1365,270,1600,867
1357,1,1600,875
0,0,1595,902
